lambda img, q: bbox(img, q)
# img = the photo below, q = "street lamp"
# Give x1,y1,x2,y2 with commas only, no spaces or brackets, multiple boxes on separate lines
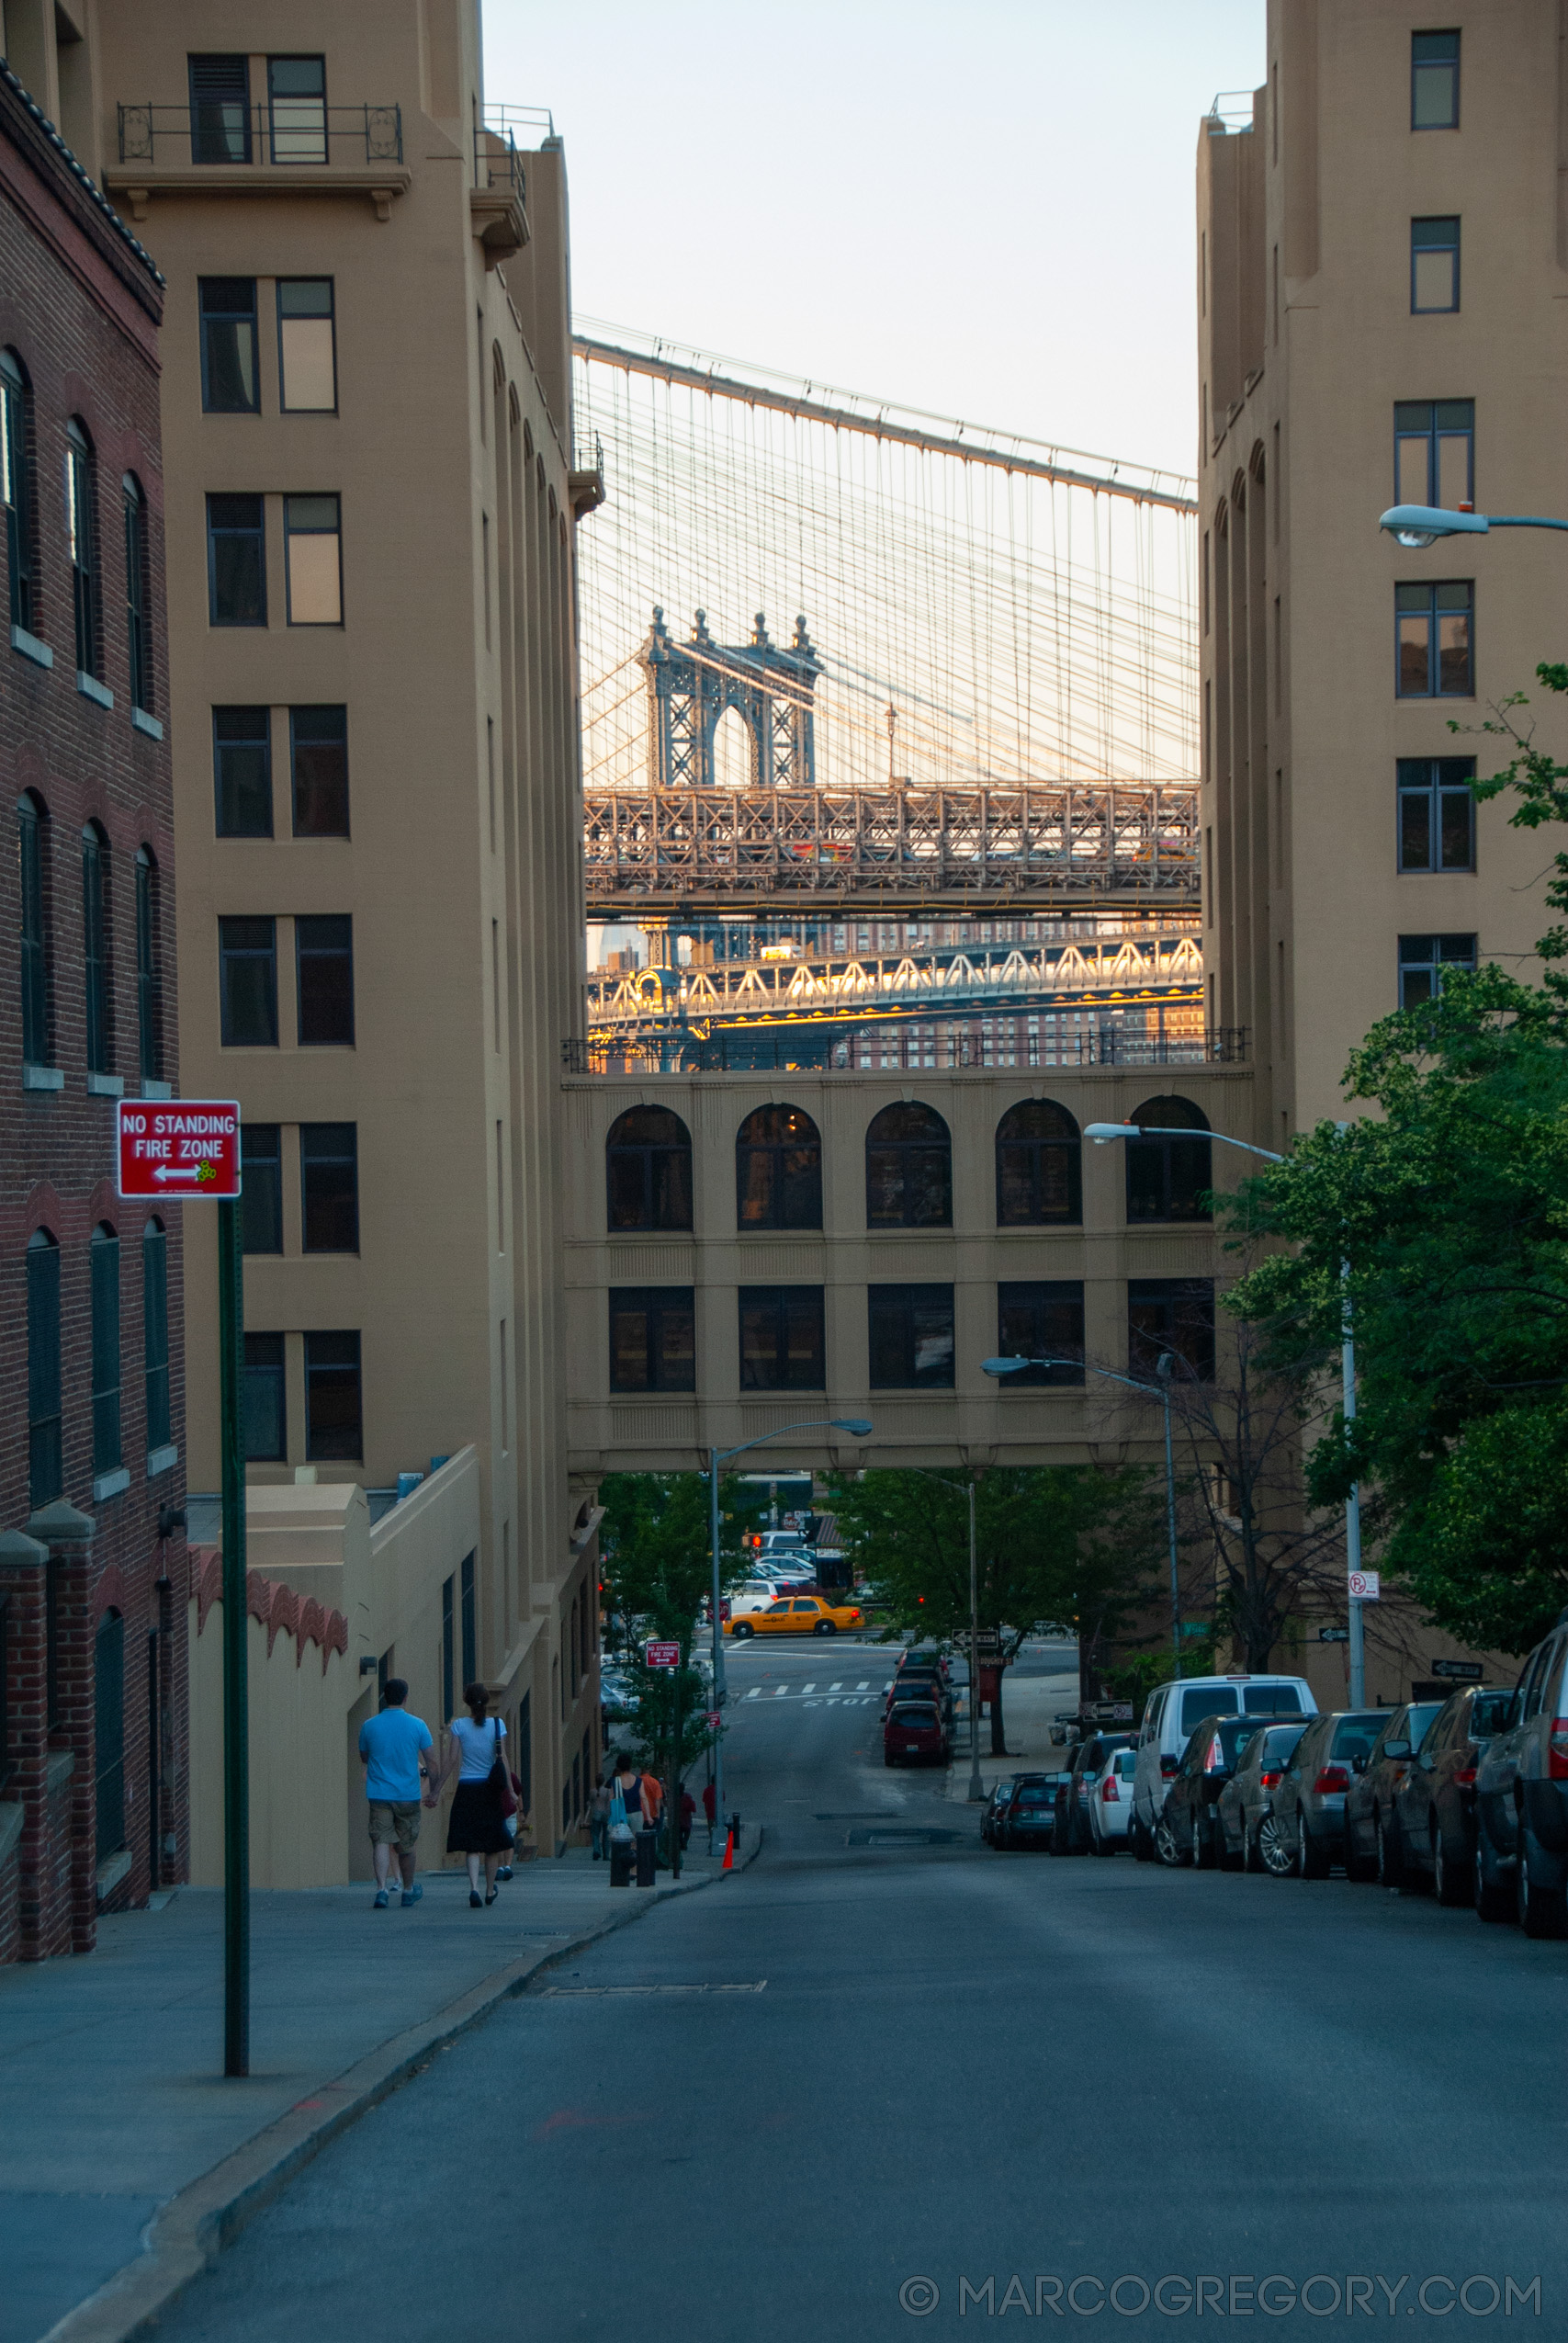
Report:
1085,1118,1370,1708
926,1473,985,1802
1377,503,1568,549
706,1417,873,1850
983,1352,1183,1679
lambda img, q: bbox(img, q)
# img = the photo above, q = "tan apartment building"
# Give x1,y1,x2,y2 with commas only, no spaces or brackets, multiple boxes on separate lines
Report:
1198,0,1568,1142
20,0,602,1867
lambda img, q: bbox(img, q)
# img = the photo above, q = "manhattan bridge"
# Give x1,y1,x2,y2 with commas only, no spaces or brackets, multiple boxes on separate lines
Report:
570,323,1211,1074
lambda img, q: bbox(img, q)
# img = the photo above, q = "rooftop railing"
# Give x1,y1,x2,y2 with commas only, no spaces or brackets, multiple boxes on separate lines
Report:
117,101,402,166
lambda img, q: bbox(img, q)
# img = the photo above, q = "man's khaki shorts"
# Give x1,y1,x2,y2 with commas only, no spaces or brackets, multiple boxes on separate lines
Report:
368,1800,422,1851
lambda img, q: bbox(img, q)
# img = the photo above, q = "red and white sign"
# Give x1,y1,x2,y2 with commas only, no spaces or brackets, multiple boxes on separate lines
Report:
117,1099,242,1200
644,1641,681,1670
1348,1570,1381,1602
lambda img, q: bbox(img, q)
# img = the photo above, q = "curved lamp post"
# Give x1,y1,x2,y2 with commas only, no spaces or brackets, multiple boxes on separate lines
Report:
706,1418,873,1848
1378,503,1568,549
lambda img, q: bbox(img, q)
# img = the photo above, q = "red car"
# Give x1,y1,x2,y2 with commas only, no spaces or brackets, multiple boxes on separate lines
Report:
884,1695,950,1767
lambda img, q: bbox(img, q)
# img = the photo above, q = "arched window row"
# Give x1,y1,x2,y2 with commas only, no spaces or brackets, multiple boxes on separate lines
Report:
13,795,163,1084
24,1217,173,1509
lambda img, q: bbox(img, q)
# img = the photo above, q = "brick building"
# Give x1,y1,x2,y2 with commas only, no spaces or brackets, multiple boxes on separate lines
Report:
0,53,186,1961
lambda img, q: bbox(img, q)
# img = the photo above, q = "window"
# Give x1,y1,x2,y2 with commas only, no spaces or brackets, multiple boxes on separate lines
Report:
268,55,326,163
240,1124,281,1253
65,421,99,679
290,706,348,836
188,53,252,163
1,349,34,633
81,822,109,1074
1397,581,1472,697
28,1228,62,1508
284,494,341,625
865,1102,952,1228
996,1282,1085,1387
305,1330,362,1459
606,1106,693,1231
123,477,152,713
1398,756,1475,872
1125,1096,1213,1223
95,1612,125,1862
17,791,49,1066
442,1575,455,1724
1399,932,1475,1008
277,279,335,410
296,914,354,1044
1412,29,1460,129
869,1284,954,1388
213,707,272,836
1393,400,1472,511
739,1286,825,1391
90,1224,121,1477
460,1551,476,1686
134,847,161,1081
608,1287,696,1392
219,916,277,1047
142,1219,170,1454
995,1099,1082,1226
300,1122,358,1251
197,278,258,413
736,1104,821,1229
207,494,265,627
1129,1278,1216,1384
243,1331,286,1459
1411,216,1460,313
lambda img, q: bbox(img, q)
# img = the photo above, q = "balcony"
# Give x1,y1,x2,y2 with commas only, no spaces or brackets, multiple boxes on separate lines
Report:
470,124,527,267
106,101,410,223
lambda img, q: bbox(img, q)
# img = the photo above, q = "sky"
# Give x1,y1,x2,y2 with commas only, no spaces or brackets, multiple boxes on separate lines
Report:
481,1,1265,481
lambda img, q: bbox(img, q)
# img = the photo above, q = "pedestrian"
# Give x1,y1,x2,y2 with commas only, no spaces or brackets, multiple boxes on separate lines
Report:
615,1751,642,1824
702,1777,716,1831
434,1681,513,1907
358,1677,434,1910
640,1766,667,1867
589,1775,612,1860
679,1786,696,1851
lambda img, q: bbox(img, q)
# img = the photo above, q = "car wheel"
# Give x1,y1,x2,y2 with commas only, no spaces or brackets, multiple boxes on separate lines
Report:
1242,1819,1259,1873
731,1623,754,1640
1258,1813,1294,1878
1473,1825,1511,1922
1433,1821,1467,1907
1092,1819,1117,1857
1344,1819,1377,1885
1299,1818,1331,1880
813,1619,837,1636
1153,1814,1187,1867
1375,1812,1404,1889
1218,1822,1244,1873
1132,1814,1155,1864
1194,1814,1218,1871
1517,1817,1568,1940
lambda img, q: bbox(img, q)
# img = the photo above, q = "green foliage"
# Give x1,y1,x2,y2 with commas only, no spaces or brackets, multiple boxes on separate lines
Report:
1100,1636,1219,1725
614,1662,715,1784
598,1470,763,1650
1469,663,1568,1013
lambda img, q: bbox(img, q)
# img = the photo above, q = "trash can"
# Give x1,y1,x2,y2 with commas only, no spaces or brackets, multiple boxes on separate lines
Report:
635,1828,658,1887
609,1834,634,1887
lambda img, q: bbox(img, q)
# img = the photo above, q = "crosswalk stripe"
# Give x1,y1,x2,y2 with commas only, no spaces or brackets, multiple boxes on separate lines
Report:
855,1681,869,1691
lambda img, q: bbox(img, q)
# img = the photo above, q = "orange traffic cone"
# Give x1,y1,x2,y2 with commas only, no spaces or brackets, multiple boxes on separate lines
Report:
722,1825,735,1871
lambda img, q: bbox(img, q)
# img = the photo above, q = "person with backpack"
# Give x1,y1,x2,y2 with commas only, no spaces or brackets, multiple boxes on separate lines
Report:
433,1682,513,1907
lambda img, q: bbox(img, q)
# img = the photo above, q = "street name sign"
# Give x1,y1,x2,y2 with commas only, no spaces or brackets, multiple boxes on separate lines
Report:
645,1641,680,1669
1078,1699,1134,1724
1348,1570,1381,1602
117,1099,241,1199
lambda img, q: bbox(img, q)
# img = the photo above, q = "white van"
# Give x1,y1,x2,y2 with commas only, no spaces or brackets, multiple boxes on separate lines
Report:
1131,1673,1317,1855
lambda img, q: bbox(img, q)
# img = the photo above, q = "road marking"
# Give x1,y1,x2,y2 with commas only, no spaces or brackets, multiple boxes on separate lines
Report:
745,1688,761,1701
829,1681,842,1691
773,1684,788,1696
802,1682,815,1693
856,1681,870,1691
540,1982,767,1997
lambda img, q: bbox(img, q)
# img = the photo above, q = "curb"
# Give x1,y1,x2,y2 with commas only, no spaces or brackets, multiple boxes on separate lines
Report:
39,1827,762,2343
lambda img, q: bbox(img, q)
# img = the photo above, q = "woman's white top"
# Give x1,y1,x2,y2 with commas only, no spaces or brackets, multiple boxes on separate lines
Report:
449,1715,505,1783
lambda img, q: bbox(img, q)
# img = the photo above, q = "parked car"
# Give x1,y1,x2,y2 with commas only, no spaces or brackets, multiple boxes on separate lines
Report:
884,1666,953,1725
1344,1702,1445,1885
883,1696,950,1767
728,1578,811,1617
725,1594,863,1638
1052,1733,1135,1854
1155,1713,1296,1868
981,1776,1018,1846
1214,1721,1308,1870
1086,1743,1140,1853
1476,1612,1568,1936
1390,1685,1514,1904
1255,1710,1385,1877
1131,1674,1317,1857
999,1775,1059,1850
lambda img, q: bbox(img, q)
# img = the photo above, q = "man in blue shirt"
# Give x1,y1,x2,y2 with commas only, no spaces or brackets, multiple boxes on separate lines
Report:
358,1678,434,1909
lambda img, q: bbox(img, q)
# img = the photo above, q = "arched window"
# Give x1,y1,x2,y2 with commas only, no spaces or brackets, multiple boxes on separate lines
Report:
1125,1096,1213,1223
1,349,34,634
17,790,49,1067
995,1099,1082,1226
28,1228,62,1508
123,473,152,714
142,1217,170,1454
66,418,100,680
605,1105,693,1231
135,846,161,1081
736,1104,821,1229
95,1610,126,1862
865,1102,952,1228
81,821,110,1075
91,1223,121,1478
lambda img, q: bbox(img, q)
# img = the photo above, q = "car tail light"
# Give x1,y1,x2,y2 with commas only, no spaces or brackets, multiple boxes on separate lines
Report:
1206,1735,1224,1771
1452,1765,1476,1788
1314,1765,1349,1794
1100,1774,1120,1803
1550,1718,1568,1781
1259,1770,1282,1789
1160,1756,1179,1779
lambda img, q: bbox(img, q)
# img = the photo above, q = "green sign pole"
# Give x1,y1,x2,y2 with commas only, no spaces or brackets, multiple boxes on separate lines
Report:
217,1195,250,2078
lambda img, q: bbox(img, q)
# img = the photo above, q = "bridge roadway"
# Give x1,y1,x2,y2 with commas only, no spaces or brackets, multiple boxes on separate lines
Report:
582,780,1200,917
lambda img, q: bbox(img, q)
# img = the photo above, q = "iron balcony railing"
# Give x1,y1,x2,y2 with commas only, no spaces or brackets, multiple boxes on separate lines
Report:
474,121,525,200
562,1024,1249,1078
117,102,403,167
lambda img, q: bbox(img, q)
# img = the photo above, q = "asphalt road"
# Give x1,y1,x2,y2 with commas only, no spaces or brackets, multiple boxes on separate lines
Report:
154,1639,1568,2340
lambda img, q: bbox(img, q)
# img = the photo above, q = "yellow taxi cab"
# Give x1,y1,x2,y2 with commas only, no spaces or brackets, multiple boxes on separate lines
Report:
725,1593,863,1639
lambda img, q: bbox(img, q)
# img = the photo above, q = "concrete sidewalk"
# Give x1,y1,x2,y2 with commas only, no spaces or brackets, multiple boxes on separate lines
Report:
942,1666,1081,1800
0,1834,758,2343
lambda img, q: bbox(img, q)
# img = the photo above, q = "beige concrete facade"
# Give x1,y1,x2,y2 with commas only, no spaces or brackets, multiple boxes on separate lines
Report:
66,0,597,1849
1198,0,1568,1141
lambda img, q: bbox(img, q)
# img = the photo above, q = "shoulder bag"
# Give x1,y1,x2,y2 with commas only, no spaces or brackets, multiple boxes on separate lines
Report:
489,1719,518,1818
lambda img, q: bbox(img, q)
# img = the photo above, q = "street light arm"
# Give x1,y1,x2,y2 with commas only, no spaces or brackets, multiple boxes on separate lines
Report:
712,1417,872,1466
1084,1121,1284,1163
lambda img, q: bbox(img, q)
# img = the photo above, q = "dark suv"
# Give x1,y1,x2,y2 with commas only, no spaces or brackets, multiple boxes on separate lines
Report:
1475,1613,1568,1937
1391,1685,1513,1905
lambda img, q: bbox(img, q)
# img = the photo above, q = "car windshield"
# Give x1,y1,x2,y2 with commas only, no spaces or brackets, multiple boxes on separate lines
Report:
1180,1686,1238,1732
891,1707,938,1728
1330,1715,1382,1762
1217,1717,1260,1760
1258,1725,1305,1767
1013,1789,1052,1807
1112,1751,1138,1778
1244,1683,1303,1714
1409,1703,1443,1749
1470,1692,1512,1737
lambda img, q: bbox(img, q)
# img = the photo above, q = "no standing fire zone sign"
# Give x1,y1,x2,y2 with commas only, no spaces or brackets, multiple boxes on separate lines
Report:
116,1099,243,1199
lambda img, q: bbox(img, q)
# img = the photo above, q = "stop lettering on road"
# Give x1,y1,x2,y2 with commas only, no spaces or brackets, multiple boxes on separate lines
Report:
117,1098,243,1200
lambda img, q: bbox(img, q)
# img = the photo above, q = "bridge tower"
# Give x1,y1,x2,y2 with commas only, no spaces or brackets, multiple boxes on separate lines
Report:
640,606,821,788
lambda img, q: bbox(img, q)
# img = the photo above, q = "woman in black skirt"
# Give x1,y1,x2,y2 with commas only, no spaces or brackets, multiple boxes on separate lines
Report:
437,1682,512,1906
